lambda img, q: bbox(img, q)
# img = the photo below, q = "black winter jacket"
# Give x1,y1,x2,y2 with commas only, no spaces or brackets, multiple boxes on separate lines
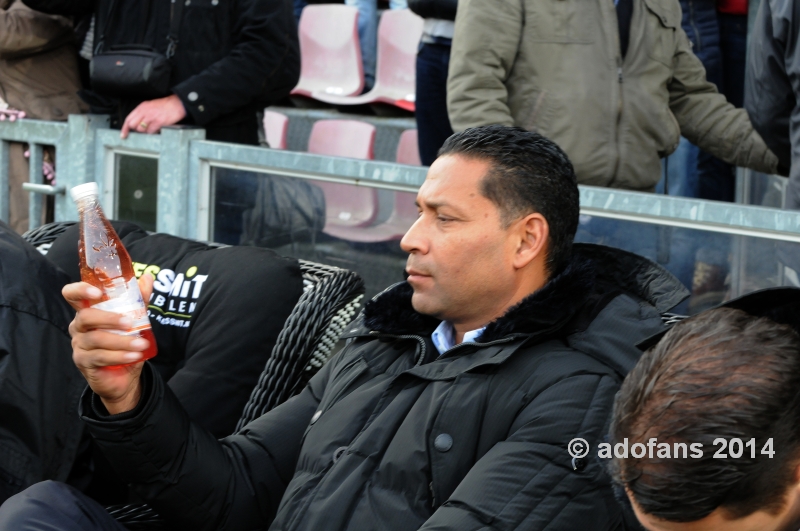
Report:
0,222,83,503
21,0,299,137
745,0,800,209
80,244,687,530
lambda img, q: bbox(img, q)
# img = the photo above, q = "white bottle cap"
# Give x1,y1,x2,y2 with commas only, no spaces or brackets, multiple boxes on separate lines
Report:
70,182,99,203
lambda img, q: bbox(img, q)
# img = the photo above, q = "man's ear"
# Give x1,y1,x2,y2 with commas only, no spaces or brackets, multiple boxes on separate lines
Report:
513,213,549,270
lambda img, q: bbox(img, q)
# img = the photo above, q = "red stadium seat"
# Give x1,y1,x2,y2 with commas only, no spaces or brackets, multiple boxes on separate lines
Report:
308,128,422,244
263,110,289,149
291,5,364,101
307,120,379,237
314,9,423,112
395,129,421,166
327,190,418,242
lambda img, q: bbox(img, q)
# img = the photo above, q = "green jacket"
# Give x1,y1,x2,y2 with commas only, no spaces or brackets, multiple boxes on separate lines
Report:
447,0,779,191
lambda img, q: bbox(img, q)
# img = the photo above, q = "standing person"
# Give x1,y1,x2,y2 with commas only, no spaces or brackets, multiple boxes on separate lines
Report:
23,0,301,244
0,0,88,233
447,0,779,193
409,0,456,166
22,0,299,145
0,126,688,530
673,0,748,203
746,0,800,210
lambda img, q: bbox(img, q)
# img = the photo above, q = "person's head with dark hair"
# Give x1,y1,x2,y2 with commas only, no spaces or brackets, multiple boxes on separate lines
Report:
400,125,579,338
436,124,579,275
610,307,800,531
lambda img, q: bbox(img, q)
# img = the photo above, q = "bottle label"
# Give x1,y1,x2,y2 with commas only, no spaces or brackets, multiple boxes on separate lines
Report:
92,278,152,336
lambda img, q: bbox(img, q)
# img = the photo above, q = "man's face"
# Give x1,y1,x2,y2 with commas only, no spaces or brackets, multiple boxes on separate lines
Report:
399,154,536,328
629,490,800,531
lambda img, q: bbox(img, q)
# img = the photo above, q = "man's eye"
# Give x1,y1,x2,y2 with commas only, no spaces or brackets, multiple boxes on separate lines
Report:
437,216,452,223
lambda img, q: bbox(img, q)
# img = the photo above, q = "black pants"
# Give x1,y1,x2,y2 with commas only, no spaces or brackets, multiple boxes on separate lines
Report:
415,41,454,166
0,481,126,531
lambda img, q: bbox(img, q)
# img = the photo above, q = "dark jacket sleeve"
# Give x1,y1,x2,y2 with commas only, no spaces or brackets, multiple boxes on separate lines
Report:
419,373,624,530
80,358,330,530
19,0,93,17
172,0,299,125
745,0,800,207
408,0,457,20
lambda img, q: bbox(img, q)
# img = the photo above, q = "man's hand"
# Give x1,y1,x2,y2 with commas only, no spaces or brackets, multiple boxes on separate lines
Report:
120,94,187,139
63,275,155,415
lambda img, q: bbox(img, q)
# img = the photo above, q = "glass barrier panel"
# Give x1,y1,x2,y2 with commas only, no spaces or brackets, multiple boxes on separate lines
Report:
740,170,786,208
212,169,415,300
212,169,800,310
575,214,800,314
116,154,158,232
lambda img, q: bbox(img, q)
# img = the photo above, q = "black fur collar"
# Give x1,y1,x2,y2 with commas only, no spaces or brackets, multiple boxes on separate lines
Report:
363,257,596,342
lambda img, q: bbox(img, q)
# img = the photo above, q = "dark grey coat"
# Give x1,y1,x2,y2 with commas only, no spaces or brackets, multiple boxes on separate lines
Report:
0,222,83,503
745,0,800,208
80,244,687,530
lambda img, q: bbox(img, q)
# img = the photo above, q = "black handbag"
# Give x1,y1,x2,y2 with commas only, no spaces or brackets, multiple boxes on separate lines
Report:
89,0,184,99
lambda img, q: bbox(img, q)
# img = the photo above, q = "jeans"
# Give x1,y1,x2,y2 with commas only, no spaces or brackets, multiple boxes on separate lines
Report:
345,0,408,90
0,481,126,531
293,0,307,23
415,41,454,166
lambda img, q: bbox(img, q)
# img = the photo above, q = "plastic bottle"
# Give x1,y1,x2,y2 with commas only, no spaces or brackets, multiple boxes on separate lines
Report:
71,182,157,363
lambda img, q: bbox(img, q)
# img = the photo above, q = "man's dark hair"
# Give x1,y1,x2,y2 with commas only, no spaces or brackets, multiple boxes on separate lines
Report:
610,308,800,522
438,125,579,275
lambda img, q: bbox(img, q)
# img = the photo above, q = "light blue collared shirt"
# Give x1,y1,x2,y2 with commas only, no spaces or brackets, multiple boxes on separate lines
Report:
431,321,486,356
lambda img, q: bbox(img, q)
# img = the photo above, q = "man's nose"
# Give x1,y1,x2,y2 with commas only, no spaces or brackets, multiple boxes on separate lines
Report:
400,216,426,254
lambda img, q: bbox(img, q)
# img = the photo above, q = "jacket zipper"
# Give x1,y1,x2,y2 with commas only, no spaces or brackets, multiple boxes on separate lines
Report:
610,0,624,185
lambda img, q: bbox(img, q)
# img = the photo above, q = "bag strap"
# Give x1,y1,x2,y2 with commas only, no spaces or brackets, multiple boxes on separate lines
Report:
94,0,119,54
94,0,185,58
166,0,185,59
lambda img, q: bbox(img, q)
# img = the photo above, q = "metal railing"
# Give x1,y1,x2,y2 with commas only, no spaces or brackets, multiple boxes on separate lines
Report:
2,114,800,246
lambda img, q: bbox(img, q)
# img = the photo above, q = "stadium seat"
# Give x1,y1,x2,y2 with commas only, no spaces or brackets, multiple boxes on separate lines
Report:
314,9,423,112
263,110,289,150
308,128,421,244
307,120,379,238
291,5,364,101
395,129,421,166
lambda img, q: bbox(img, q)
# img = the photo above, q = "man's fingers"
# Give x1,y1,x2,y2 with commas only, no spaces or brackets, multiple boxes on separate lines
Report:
121,107,144,139
73,345,148,369
75,328,149,353
62,282,104,310
70,308,137,335
138,273,154,301
120,117,133,139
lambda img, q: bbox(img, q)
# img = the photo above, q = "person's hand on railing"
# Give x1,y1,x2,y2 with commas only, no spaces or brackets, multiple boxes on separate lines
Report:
22,149,58,185
62,274,155,415
120,94,187,139
0,108,26,121
43,160,56,184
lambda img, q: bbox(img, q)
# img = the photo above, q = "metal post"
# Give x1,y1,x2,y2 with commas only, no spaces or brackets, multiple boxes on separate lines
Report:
56,114,110,222
0,140,8,224
27,143,44,231
157,126,205,237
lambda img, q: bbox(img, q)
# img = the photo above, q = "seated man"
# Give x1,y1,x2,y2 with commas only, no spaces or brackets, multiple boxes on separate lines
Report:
0,222,84,504
609,288,800,531
0,125,687,530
